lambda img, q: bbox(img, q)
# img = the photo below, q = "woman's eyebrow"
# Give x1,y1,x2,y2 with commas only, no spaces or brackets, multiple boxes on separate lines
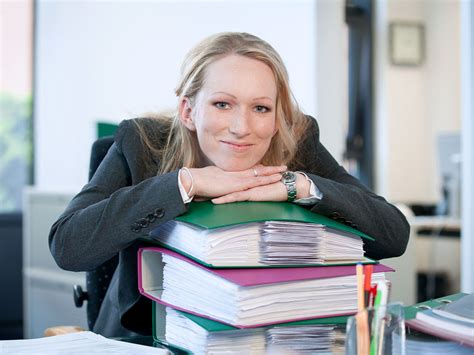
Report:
251,96,274,102
211,91,237,98
211,92,274,102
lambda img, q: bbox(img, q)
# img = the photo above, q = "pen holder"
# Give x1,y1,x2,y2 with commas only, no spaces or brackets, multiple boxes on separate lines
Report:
345,302,406,355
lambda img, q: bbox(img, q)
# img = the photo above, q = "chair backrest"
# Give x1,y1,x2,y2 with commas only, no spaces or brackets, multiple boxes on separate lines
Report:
85,136,118,330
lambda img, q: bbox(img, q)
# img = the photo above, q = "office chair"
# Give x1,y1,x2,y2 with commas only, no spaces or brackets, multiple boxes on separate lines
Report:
72,136,118,331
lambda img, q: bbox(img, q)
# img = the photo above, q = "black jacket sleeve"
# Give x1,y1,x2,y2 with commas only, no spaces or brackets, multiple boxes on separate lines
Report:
49,119,187,271
294,117,410,260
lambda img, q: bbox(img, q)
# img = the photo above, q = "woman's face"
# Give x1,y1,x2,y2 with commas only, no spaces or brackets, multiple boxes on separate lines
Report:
181,54,278,171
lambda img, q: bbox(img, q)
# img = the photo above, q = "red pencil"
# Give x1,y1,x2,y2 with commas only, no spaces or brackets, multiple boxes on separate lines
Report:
363,264,373,308
369,284,378,307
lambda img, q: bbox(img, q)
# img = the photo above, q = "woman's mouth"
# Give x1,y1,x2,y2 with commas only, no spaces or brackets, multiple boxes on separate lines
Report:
221,140,253,152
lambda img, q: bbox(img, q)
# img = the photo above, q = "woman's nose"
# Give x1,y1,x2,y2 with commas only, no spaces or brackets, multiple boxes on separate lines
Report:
228,109,251,137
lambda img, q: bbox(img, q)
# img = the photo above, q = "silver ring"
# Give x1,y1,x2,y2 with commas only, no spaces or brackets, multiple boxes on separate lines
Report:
252,168,258,177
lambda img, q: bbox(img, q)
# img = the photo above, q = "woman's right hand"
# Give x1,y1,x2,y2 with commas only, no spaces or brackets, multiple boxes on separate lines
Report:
181,164,287,199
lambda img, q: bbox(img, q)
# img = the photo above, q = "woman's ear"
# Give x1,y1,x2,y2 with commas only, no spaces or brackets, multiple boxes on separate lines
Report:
178,97,196,131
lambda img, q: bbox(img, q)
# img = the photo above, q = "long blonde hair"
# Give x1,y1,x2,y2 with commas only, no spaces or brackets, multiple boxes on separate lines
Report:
135,32,311,174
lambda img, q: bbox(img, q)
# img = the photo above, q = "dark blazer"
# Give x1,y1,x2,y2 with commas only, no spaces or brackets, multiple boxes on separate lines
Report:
49,116,409,337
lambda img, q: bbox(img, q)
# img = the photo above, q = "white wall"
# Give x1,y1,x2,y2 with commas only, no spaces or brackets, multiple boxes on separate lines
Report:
34,0,319,189
315,0,348,162
375,0,461,204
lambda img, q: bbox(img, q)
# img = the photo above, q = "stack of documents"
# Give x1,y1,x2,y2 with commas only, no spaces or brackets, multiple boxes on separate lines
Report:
261,221,363,264
140,201,390,352
157,306,346,354
406,293,474,348
139,247,391,328
148,201,373,267
162,307,265,354
266,324,345,354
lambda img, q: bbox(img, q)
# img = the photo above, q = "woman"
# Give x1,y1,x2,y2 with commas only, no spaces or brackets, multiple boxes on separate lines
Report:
49,32,409,337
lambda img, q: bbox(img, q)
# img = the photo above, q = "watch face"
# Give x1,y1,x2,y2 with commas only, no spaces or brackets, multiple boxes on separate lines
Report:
282,171,296,183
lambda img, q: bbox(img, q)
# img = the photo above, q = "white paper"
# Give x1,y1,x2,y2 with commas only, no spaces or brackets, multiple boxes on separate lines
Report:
164,307,345,354
154,252,386,326
0,331,169,355
151,219,365,267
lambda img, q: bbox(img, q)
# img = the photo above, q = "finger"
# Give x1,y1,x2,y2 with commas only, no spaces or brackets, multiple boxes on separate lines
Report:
212,191,249,204
193,196,211,202
240,173,282,190
213,182,287,204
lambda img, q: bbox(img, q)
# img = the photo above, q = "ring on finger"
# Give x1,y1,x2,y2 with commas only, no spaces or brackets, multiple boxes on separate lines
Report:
252,168,258,177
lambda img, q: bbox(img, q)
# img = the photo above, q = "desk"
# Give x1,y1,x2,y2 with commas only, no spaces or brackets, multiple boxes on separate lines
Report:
22,188,87,338
409,216,461,299
409,216,461,232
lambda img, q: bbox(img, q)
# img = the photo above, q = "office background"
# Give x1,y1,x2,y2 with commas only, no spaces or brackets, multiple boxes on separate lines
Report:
1,0,473,340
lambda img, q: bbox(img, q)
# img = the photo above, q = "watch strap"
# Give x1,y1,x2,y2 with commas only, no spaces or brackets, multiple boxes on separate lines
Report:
281,171,297,202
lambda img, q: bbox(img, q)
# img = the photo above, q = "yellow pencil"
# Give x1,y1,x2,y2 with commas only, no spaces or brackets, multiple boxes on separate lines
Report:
356,309,370,355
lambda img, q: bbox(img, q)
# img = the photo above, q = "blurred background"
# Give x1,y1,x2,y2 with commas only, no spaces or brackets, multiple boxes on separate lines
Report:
1,0,473,340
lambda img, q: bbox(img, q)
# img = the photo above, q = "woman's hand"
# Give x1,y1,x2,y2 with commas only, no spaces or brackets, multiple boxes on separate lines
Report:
180,164,287,199
211,172,311,204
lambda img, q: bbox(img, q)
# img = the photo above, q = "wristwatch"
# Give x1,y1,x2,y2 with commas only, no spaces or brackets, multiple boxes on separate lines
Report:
281,171,297,202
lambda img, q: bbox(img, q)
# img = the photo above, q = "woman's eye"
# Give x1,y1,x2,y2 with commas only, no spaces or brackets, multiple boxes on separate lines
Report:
214,102,230,109
255,105,269,113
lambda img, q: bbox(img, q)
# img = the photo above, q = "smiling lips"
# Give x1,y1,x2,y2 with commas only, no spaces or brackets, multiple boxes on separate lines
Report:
221,140,254,152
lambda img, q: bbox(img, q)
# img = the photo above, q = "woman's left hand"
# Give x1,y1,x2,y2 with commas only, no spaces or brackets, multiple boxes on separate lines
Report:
212,172,311,204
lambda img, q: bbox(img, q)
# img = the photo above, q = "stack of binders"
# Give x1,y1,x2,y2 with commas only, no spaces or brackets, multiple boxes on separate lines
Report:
138,201,393,354
404,293,474,351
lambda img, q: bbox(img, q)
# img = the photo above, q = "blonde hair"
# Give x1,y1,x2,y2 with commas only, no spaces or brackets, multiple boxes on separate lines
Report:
136,32,310,174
